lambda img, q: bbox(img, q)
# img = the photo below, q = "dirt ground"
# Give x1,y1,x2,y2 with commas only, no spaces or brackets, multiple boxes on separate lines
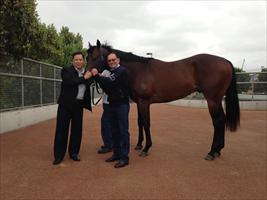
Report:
0,104,266,200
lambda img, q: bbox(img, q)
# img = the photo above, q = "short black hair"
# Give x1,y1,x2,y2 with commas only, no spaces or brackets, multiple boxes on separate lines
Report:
107,52,119,58
72,51,84,59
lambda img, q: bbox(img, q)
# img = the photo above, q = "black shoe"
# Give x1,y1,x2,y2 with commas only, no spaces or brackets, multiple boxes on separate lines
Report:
114,160,129,168
53,158,62,165
70,154,81,161
105,155,120,162
97,146,112,154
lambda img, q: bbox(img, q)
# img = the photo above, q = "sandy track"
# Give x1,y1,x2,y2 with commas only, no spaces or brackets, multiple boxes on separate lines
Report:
1,104,266,200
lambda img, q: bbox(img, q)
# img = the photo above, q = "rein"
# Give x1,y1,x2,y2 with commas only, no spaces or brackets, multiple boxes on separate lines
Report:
91,46,105,106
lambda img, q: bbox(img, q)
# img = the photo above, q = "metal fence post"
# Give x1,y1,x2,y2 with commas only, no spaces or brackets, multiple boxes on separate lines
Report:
54,68,56,103
252,82,254,101
40,64,43,105
21,59,24,107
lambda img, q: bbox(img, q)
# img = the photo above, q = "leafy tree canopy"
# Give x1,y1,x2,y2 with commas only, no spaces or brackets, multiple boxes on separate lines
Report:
0,0,86,67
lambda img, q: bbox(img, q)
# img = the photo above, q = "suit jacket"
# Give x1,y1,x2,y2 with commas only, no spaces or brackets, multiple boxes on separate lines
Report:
57,65,92,111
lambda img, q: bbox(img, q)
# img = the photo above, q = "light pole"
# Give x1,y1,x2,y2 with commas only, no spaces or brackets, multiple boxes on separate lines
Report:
146,52,153,58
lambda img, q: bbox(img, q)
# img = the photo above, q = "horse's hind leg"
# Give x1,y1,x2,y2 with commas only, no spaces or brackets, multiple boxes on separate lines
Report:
137,101,152,157
205,100,226,161
134,108,144,150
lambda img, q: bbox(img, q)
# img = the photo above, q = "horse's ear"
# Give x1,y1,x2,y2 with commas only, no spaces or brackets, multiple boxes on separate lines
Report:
88,42,92,48
96,39,101,48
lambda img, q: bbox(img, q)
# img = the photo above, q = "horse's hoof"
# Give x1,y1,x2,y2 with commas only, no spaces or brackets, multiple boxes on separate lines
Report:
139,151,148,157
204,154,214,161
134,145,143,151
214,152,221,157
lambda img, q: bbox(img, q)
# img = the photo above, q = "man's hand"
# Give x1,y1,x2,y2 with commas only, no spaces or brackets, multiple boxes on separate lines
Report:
91,68,99,76
84,71,92,79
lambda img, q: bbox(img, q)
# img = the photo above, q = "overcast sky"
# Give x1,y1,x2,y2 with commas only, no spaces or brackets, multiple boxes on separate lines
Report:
36,1,266,71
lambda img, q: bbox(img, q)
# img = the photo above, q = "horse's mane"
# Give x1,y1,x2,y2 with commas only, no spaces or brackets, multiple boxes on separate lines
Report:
101,43,152,64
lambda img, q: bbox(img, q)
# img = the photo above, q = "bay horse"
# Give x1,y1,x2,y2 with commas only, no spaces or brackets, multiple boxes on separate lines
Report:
86,40,240,160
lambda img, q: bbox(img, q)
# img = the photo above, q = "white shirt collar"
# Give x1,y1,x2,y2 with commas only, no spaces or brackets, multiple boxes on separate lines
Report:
111,64,120,71
74,67,85,74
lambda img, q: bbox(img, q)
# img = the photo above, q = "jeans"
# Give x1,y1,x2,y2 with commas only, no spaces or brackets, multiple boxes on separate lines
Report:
110,103,130,161
101,103,113,148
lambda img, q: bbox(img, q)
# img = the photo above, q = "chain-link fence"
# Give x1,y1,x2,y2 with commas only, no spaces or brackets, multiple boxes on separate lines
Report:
0,54,62,112
235,72,267,100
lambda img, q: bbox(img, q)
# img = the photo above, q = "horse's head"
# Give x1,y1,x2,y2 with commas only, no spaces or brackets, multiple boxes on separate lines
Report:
86,40,111,72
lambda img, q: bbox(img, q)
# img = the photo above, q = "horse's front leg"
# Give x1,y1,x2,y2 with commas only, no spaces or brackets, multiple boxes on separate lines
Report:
134,107,144,150
137,101,152,157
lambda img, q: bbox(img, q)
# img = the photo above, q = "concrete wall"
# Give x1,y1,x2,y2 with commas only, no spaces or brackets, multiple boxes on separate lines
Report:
0,105,58,134
167,99,267,110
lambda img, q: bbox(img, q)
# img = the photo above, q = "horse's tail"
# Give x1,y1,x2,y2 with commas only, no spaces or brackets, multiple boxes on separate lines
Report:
225,61,240,131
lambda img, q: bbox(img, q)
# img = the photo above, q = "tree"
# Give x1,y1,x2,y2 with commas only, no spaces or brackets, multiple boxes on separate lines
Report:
0,0,39,58
29,23,63,66
59,26,84,66
0,0,85,67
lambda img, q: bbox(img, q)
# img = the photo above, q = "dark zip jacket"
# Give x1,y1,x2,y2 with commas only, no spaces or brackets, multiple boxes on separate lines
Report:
94,66,130,106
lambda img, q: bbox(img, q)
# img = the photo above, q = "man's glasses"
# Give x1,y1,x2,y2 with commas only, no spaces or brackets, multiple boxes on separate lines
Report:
108,58,117,62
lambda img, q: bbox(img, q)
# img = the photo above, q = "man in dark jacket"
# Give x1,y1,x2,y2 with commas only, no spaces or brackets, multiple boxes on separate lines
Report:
91,52,131,168
53,51,93,165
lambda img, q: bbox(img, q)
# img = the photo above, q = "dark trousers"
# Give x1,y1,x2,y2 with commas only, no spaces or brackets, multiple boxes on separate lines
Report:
101,103,113,148
53,101,83,160
110,103,130,162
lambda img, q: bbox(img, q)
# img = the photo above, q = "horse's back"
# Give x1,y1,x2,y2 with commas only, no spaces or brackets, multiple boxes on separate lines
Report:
151,53,233,88
189,53,231,68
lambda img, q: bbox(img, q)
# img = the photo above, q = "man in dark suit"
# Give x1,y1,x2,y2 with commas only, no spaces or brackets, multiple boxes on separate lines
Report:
53,51,93,165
